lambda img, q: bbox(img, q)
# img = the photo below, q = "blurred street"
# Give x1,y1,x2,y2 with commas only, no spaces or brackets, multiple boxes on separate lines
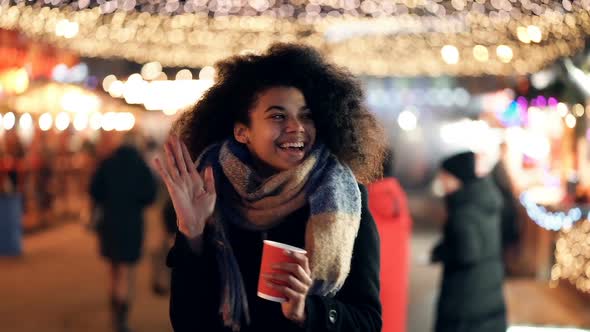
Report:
0,206,173,332
3,211,590,332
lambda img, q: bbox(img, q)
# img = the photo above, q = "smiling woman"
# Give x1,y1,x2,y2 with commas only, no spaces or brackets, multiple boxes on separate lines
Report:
156,43,386,332
233,87,317,174
173,43,385,184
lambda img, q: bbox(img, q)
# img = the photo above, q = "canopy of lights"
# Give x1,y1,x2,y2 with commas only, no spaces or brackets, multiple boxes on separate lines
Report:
2,0,590,76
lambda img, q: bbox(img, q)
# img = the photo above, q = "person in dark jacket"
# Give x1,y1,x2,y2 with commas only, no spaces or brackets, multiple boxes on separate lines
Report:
154,43,386,332
90,133,157,332
431,151,507,332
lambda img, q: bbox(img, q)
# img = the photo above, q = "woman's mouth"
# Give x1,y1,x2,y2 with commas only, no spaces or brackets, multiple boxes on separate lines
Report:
278,142,305,152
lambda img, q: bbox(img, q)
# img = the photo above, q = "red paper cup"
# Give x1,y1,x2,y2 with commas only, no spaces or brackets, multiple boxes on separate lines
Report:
257,240,307,302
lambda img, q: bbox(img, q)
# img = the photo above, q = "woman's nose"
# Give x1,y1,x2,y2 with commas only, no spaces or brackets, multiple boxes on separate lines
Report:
285,117,305,132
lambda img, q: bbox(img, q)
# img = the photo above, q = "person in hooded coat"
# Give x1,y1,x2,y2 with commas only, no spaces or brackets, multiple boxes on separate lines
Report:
431,151,507,332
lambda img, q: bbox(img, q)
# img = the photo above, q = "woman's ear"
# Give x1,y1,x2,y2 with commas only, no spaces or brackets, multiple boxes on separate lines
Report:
233,123,249,144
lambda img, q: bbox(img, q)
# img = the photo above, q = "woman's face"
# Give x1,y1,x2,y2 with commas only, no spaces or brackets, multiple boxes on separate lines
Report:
234,86,317,173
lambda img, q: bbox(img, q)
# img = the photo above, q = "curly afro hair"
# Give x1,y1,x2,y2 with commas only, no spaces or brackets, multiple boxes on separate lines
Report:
173,43,386,183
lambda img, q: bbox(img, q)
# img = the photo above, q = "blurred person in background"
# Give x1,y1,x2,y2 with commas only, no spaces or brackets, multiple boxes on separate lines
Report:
90,131,158,332
430,151,507,332
490,143,521,274
367,148,412,332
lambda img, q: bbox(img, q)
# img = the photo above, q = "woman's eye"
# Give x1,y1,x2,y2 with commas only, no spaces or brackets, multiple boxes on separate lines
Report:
271,114,285,120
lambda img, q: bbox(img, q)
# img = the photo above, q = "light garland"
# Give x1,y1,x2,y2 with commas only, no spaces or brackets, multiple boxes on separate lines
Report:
551,220,590,294
0,110,137,132
519,191,585,231
1,1,590,76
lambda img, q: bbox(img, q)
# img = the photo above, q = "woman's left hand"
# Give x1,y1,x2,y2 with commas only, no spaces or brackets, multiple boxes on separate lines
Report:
263,251,313,327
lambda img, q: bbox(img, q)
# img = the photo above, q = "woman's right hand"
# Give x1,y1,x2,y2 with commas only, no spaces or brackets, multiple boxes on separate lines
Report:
155,136,216,239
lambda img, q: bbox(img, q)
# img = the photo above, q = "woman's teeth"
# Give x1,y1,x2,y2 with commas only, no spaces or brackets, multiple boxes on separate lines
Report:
279,142,304,149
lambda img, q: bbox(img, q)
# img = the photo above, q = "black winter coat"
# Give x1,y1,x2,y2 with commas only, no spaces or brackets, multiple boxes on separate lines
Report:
90,145,157,263
432,177,507,332
167,184,382,332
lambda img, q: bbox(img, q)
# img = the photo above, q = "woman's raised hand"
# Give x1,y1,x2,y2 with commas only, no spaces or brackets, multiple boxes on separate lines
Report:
155,136,216,239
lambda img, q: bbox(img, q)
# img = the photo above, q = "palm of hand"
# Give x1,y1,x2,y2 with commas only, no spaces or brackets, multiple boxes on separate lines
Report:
155,137,217,238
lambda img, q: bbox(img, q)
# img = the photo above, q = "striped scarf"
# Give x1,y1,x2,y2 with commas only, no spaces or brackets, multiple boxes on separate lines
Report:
196,139,361,331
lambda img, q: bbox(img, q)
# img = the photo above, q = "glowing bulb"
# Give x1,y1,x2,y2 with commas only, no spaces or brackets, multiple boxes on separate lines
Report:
517,26,531,44
128,73,143,82
163,108,178,116
176,69,193,80
114,112,136,131
496,45,513,63
3,112,15,130
39,113,53,131
64,21,79,39
141,62,162,81
566,113,577,128
109,80,124,98
18,113,32,130
472,45,489,62
441,45,459,65
574,104,585,117
55,112,70,131
73,113,89,131
397,109,417,131
89,113,103,130
528,25,542,43
102,112,117,131
558,103,569,117
199,66,215,80
102,74,117,92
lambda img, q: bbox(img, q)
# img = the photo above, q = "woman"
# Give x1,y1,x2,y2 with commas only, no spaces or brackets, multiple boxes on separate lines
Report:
431,151,507,332
90,132,157,332
155,43,385,332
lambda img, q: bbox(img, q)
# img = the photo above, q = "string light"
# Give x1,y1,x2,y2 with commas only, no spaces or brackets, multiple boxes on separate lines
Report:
102,75,117,92
73,113,89,131
397,109,417,131
472,45,489,62
552,220,590,293
573,104,585,117
55,112,70,131
38,112,53,131
520,192,584,231
2,112,15,130
2,1,590,76
18,112,32,130
566,113,577,128
557,103,569,118
441,45,460,65
496,45,514,64
89,112,103,130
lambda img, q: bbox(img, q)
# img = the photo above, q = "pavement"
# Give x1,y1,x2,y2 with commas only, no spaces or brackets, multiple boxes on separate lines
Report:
2,209,590,332
0,206,173,332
